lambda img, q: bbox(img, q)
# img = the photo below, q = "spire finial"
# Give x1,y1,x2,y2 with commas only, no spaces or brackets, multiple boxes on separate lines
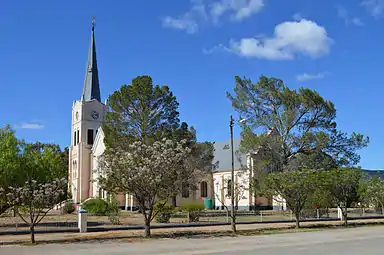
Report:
81,16,101,102
92,16,96,31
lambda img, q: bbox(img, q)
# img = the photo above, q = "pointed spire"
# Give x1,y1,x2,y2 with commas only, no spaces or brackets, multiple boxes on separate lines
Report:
81,17,101,102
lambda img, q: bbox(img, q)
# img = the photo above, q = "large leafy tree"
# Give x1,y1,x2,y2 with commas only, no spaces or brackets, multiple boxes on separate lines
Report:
103,75,180,148
228,76,369,172
0,125,23,215
324,168,362,226
102,75,215,196
22,142,68,184
263,169,318,229
0,126,68,216
361,174,384,214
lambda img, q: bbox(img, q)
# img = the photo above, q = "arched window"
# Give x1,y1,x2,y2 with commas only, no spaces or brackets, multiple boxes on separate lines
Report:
227,180,232,197
200,181,208,198
182,183,189,198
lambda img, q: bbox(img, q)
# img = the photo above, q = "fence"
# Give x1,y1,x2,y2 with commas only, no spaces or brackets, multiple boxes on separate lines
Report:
1,207,384,235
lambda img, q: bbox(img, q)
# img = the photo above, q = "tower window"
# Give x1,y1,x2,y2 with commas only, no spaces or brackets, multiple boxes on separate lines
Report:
77,130,80,144
200,181,208,198
87,129,94,145
74,131,77,146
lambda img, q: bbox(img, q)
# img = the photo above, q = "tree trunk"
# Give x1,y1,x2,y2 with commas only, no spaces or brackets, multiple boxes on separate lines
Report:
231,217,237,233
295,212,300,229
144,219,151,238
30,225,35,244
344,205,348,227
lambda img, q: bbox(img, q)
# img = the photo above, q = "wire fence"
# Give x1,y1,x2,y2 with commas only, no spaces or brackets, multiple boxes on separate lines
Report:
1,208,384,233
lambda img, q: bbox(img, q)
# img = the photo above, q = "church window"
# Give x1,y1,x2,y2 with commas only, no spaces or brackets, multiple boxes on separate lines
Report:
200,181,208,198
74,131,77,145
87,129,94,145
182,183,189,198
72,160,77,178
77,130,80,144
227,180,232,198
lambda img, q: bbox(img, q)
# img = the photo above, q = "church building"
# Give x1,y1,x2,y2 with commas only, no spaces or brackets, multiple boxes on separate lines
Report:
68,20,108,204
68,21,274,211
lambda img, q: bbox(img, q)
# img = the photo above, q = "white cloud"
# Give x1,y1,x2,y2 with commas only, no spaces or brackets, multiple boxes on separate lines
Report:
15,123,44,130
210,0,264,22
210,19,332,60
337,6,364,26
162,1,207,34
162,0,264,33
296,72,329,82
362,0,384,18
162,16,199,34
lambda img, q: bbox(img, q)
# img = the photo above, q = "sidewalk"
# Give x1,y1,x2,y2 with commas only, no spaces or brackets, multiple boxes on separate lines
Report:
2,219,384,245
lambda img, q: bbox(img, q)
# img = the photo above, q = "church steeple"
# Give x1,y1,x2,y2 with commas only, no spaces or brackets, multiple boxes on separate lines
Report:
81,18,101,102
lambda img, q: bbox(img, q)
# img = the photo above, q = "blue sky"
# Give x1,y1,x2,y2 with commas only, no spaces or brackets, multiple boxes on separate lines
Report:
1,0,384,169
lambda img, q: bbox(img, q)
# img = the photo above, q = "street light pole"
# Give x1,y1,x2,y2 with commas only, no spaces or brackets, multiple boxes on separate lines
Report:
229,115,236,233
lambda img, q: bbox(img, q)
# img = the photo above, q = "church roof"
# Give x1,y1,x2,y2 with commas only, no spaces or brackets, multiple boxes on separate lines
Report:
213,138,247,171
81,20,101,102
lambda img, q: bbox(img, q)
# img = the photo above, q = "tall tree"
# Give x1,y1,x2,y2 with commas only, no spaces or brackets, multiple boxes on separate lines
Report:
0,126,69,216
103,75,180,148
228,76,369,172
0,125,23,215
102,75,215,200
22,142,68,184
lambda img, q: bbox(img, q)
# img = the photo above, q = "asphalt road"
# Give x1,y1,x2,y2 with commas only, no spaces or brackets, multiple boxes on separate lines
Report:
2,226,384,254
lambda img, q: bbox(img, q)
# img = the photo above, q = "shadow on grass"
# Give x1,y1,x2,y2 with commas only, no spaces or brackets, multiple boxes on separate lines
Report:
6,220,384,246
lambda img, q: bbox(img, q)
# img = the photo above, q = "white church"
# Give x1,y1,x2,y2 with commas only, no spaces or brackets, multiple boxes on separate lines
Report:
68,22,279,211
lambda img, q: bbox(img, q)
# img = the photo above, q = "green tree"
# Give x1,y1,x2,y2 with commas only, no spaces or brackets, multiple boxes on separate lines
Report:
364,174,384,214
0,125,23,215
102,75,215,209
22,142,68,185
228,76,369,172
324,168,362,226
0,126,69,216
103,75,180,148
263,169,317,229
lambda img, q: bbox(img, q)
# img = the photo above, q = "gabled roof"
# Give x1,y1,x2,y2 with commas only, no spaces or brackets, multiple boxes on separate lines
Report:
213,138,247,171
91,127,105,154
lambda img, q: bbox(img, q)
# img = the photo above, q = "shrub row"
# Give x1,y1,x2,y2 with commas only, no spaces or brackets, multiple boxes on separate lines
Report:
155,201,205,223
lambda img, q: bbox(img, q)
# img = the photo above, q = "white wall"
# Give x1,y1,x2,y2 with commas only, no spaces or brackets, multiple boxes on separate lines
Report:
213,170,250,210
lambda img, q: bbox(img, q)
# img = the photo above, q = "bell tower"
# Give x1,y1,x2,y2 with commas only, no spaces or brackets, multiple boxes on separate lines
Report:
68,19,107,203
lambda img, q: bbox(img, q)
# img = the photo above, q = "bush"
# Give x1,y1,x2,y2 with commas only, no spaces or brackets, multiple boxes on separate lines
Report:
180,201,204,223
107,198,121,225
62,201,75,214
83,198,110,216
154,203,174,223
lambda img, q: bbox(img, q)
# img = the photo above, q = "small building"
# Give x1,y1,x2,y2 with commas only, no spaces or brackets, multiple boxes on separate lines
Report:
212,139,272,210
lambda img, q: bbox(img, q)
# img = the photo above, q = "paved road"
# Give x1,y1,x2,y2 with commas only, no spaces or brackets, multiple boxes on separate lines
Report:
2,226,384,254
